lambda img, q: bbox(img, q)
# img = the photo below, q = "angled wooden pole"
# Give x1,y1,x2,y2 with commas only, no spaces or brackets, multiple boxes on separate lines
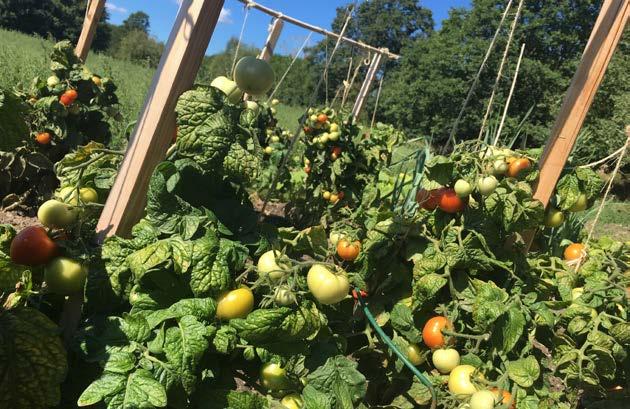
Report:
533,0,629,206
75,0,106,61
96,0,226,240
351,52,382,121
259,18,284,61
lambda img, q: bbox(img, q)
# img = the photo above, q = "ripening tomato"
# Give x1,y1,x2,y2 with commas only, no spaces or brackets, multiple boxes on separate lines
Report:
37,199,77,229
330,123,339,132
469,390,496,409
59,94,73,106
438,189,466,213
490,388,514,408
422,316,452,349
337,191,345,200
477,176,498,196
264,146,273,154
10,226,58,266
44,257,87,295
274,286,296,306
491,159,508,176
568,193,588,212
544,208,565,228
260,363,290,390
47,75,60,87
66,89,78,101
331,146,342,157
323,191,331,200
406,343,425,366
257,250,287,279
506,157,531,178
564,243,586,261
317,113,328,123
337,239,361,261
416,188,442,210
35,132,52,145
92,76,102,86
281,393,303,409
304,166,311,174
454,180,472,198
448,365,480,397
216,287,254,320
432,348,460,374
307,264,349,305
329,193,339,203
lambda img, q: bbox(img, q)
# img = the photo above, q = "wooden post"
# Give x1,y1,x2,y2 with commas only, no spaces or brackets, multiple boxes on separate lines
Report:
351,52,383,121
259,18,284,61
75,0,106,61
533,0,629,206
96,0,226,240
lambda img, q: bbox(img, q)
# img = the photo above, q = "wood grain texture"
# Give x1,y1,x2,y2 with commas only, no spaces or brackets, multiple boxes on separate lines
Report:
75,0,106,61
96,0,226,241
351,53,382,120
259,18,284,61
534,0,629,206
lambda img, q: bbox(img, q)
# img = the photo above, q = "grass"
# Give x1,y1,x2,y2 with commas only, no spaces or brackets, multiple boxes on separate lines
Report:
584,200,630,242
0,29,154,147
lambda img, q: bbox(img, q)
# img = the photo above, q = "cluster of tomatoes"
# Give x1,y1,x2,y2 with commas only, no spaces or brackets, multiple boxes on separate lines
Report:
321,189,345,205
8,187,99,295
416,153,533,214
303,107,341,147
404,316,515,409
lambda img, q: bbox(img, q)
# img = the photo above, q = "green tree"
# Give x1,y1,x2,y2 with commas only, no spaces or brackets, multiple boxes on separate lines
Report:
122,11,150,34
114,30,163,67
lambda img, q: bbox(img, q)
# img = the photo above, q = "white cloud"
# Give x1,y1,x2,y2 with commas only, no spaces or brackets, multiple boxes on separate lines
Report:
105,3,128,14
218,7,232,24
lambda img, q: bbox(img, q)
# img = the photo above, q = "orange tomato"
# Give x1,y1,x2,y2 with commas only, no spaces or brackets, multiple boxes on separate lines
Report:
564,243,586,261
422,316,453,349
65,89,78,101
304,166,311,174
337,239,361,261
59,94,73,106
317,113,328,123
506,157,531,178
35,132,51,145
438,188,466,213
490,388,514,409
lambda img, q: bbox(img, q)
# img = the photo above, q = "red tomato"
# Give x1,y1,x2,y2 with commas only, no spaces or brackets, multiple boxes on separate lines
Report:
303,126,312,134
65,89,78,100
59,94,73,106
10,226,58,266
351,289,368,299
331,146,342,156
564,243,586,261
304,166,311,174
506,158,531,178
438,188,465,213
337,191,345,200
422,316,453,349
337,239,361,261
416,188,443,210
35,132,52,145
317,114,328,123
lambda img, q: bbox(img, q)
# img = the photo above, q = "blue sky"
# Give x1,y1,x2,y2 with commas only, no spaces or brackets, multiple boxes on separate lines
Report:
106,0,470,55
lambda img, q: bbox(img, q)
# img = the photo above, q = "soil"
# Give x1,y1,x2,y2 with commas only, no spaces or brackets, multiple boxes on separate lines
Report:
0,208,38,231
250,192,287,219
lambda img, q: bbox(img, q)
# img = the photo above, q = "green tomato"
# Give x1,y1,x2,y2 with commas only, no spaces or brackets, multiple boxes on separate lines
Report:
568,193,588,212
281,393,303,409
328,131,340,141
271,98,280,106
58,186,98,205
270,107,277,115
469,390,496,409
260,363,290,390
544,208,565,228
320,133,329,143
264,146,273,154
211,75,243,103
329,231,344,246
257,250,287,279
37,199,77,228
216,287,254,320
243,100,259,114
307,264,349,305
454,180,472,198
448,365,479,397
330,123,339,132
44,257,87,295
491,159,508,175
233,56,275,95
309,114,318,122
477,176,498,196
271,135,280,143
274,286,296,306
432,348,460,374
406,343,425,366
47,75,60,87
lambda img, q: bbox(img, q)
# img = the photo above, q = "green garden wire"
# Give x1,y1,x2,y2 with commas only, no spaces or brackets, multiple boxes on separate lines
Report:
354,288,437,409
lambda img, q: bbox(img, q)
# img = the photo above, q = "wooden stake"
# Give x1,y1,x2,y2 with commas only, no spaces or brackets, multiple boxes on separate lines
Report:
534,0,629,206
75,0,106,61
351,53,382,121
259,18,284,61
96,0,226,240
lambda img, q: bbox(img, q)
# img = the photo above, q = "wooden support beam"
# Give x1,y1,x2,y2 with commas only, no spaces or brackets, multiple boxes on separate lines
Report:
237,0,399,60
75,0,106,61
259,18,284,61
534,0,629,206
351,53,382,121
96,0,226,240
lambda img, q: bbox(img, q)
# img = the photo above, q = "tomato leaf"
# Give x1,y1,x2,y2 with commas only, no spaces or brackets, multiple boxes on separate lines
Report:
492,308,526,351
390,303,423,343
412,273,447,311
507,356,540,387
305,356,367,406
302,384,333,409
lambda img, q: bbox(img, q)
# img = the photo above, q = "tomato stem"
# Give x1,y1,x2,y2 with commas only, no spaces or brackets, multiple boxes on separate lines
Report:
442,329,490,341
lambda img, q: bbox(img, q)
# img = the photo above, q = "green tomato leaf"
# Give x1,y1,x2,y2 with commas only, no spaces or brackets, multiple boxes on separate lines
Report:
305,356,367,406
492,308,526,351
390,303,423,343
507,356,540,388
77,372,126,407
412,273,447,311
104,351,136,374
302,384,333,409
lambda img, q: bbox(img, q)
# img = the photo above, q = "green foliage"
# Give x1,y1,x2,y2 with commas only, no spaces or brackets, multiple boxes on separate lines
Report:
0,89,29,150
